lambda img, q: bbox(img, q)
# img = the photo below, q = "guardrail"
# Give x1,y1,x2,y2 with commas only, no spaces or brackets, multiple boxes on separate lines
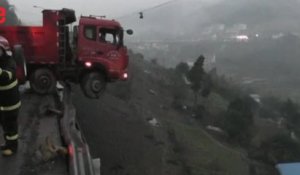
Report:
59,83,101,175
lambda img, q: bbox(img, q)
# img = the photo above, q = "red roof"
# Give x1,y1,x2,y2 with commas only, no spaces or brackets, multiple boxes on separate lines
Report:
79,16,121,29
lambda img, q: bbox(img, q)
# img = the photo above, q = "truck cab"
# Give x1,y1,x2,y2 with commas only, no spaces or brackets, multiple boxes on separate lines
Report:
76,16,129,81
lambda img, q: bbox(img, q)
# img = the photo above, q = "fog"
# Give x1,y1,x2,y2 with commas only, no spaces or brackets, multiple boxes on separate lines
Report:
12,0,300,37
120,0,300,41
8,0,219,25
6,0,300,42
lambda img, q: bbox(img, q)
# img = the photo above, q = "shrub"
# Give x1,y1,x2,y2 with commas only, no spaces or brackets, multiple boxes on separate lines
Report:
223,97,254,145
260,133,300,164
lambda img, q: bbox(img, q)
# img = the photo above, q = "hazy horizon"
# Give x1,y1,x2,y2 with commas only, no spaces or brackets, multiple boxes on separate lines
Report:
8,0,189,24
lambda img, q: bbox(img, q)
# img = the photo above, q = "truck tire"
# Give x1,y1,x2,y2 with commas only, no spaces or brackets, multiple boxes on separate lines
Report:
13,45,27,84
30,68,57,95
80,71,106,99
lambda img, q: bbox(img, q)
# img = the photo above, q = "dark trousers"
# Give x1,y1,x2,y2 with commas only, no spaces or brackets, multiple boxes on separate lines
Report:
0,109,19,149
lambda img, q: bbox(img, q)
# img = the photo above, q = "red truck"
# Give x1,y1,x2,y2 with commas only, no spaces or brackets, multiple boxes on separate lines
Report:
0,8,132,98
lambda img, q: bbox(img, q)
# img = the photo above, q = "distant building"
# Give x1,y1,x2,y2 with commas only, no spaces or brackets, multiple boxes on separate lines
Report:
235,35,249,42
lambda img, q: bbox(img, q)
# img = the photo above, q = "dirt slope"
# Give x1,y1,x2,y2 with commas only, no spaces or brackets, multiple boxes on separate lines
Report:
73,53,250,175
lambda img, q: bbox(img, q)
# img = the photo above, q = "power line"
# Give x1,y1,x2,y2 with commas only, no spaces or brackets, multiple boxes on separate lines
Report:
116,0,180,19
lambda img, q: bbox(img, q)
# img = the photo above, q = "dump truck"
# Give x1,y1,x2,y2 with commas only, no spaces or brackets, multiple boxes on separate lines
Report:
0,8,132,98
0,7,133,174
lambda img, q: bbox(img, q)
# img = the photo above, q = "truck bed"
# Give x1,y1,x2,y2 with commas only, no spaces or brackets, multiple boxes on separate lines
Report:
0,92,68,175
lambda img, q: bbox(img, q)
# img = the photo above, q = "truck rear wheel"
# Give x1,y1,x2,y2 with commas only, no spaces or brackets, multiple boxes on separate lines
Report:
80,72,106,99
30,68,57,95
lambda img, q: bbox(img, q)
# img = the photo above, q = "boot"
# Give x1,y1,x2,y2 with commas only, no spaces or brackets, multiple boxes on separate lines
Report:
1,140,18,156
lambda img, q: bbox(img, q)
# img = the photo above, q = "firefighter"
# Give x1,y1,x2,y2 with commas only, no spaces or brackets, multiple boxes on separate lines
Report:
0,37,20,156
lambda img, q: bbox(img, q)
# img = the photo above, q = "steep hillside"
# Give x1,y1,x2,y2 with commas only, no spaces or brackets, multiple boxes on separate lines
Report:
72,52,282,175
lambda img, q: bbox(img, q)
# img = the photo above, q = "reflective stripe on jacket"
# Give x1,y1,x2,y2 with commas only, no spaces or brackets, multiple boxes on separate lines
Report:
0,56,20,110
5,134,19,141
0,101,21,111
0,79,18,90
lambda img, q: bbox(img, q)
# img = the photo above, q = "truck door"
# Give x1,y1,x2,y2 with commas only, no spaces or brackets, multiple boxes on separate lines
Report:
95,27,120,60
78,25,98,62
79,26,120,62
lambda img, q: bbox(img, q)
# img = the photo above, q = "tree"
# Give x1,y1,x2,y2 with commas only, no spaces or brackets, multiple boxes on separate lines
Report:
280,99,300,130
171,62,189,110
175,62,189,75
201,73,212,98
187,55,206,105
187,55,205,92
223,97,254,145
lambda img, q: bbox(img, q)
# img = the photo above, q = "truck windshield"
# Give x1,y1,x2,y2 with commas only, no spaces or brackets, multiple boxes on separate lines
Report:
98,28,123,46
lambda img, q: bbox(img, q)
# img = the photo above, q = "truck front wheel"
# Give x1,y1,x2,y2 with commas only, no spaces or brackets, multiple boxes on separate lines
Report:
80,71,106,99
30,68,57,95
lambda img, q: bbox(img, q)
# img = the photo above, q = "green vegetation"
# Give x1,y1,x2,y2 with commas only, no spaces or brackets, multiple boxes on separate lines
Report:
223,97,254,145
260,133,300,164
172,54,300,172
186,55,212,105
175,62,189,75
166,119,249,175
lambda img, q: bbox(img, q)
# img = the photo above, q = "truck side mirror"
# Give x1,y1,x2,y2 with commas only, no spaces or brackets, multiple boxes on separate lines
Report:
126,29,133,35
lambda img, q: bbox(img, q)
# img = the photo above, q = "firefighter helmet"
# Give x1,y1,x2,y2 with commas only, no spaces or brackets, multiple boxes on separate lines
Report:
0,36,12,56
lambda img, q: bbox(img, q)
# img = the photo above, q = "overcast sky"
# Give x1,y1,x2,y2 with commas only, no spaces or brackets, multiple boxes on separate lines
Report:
8,0,180,24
